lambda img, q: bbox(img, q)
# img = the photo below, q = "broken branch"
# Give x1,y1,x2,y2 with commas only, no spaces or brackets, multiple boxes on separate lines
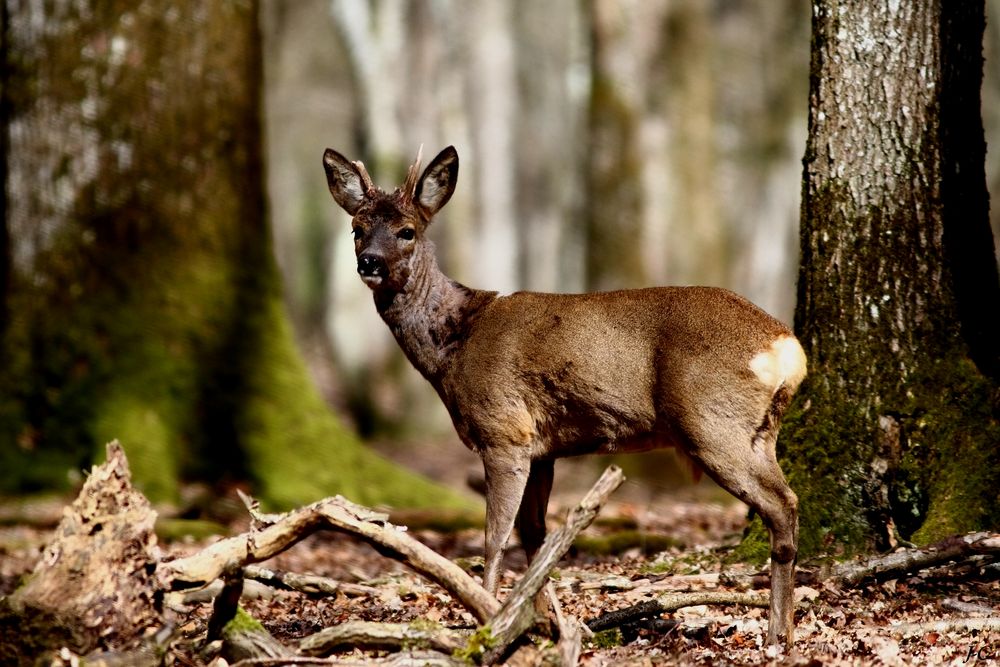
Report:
830,532,1000,587
159,494,500,623
299,620,468,656
586,591,770,632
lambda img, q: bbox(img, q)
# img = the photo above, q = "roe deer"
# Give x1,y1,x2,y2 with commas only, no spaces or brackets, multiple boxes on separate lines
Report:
323,145,806,645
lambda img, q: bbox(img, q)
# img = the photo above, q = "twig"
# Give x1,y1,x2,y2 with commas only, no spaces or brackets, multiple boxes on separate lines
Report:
244,565,377,598
316,498,499,622
545,581,584,666
207,573,245,642
587,591,769,633
299,620,469,656
481,465,625,664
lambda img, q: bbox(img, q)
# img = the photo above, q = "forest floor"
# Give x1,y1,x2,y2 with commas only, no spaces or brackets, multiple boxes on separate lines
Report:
1,450,998,665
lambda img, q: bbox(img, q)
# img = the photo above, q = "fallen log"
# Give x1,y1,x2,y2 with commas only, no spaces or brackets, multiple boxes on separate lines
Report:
830,532,1000,587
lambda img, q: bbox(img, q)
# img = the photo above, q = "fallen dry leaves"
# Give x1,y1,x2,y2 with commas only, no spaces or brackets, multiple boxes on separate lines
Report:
2,483,998,665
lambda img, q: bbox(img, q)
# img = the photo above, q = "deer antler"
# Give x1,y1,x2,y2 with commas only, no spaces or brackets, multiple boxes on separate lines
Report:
352,160,377,195
402,144,424,200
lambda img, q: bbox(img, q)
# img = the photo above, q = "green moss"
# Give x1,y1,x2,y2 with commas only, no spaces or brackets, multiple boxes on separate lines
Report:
222,607,264,637
773,381,878,560
589,628,623,649
773,342,999,561
234,289,472,511
453,625,495,664
573,530,682,557
905,356,1000,543
727,516,771,566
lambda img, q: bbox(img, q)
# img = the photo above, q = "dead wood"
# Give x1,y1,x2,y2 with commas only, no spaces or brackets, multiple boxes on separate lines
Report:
940,597,996,615
830,532,1000,587
887,617,1000,636
480,465,625,665
299,620,469,656
244,564,378,598
231,651,463,666
207,574,245,642
211,607,294,663
4,441,160,657
545,581,583,666
586,591,769,633
221,625,294,663
159,493,500,623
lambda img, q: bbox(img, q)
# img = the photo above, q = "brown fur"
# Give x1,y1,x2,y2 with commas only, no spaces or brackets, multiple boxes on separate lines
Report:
323,146,806,646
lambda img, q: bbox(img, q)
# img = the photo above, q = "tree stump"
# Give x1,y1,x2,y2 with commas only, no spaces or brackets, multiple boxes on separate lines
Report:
1,441,160,661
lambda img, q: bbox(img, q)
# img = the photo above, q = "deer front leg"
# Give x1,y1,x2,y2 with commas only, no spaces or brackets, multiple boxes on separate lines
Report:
481,450,531,596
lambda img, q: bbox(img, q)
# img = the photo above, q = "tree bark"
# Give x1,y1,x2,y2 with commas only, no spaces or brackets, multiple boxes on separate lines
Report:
0,0,463,509
583,0,647,291
783,0,1000,556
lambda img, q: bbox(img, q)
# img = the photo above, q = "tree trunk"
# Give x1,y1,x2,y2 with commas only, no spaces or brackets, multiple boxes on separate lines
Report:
782,0,1000,556
0,0,464,510
583,0,646,292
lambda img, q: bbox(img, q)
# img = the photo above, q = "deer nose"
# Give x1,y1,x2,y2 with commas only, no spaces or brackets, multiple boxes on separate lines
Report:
357,253,386,278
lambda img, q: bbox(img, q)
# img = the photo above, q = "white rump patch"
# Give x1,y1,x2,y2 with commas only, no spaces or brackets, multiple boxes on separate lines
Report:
749,335,807,390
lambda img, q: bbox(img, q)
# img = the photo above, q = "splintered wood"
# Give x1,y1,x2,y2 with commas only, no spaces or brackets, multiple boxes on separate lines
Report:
8,441,160,652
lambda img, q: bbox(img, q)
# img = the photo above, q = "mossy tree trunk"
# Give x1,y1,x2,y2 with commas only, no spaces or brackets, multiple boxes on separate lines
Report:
782,0,1000,557
0,0,464,510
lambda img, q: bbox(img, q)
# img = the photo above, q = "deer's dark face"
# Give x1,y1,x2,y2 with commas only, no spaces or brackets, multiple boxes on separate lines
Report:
323,146,458,294
349,194,422,292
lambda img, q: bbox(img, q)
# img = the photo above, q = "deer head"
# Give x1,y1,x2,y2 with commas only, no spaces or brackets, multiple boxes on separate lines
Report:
323,146,459,293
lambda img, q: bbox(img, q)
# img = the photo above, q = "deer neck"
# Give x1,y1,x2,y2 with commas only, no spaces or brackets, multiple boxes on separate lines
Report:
374,242,496,383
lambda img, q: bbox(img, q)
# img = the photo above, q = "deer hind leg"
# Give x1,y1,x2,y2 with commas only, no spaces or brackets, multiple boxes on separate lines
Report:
682,396,799,646
516,459,555,616
481,449,532,596
516,459,555,561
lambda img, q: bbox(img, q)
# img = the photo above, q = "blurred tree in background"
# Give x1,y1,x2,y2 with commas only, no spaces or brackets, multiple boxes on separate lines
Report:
275,0,817,438
0,0,464,508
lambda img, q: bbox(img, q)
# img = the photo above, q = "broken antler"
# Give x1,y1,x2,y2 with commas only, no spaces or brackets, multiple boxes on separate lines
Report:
402,144,424,200
352,160,377,195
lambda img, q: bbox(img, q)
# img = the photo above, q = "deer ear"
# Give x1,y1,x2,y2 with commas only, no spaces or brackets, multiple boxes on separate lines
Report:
323,148,366,215
415,146,459,218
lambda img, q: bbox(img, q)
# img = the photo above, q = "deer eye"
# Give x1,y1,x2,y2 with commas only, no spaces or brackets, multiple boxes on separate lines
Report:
352,227,364,240
396,227,416,241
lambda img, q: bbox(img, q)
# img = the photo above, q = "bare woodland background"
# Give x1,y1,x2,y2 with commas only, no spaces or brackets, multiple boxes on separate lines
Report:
265,0,1000,439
